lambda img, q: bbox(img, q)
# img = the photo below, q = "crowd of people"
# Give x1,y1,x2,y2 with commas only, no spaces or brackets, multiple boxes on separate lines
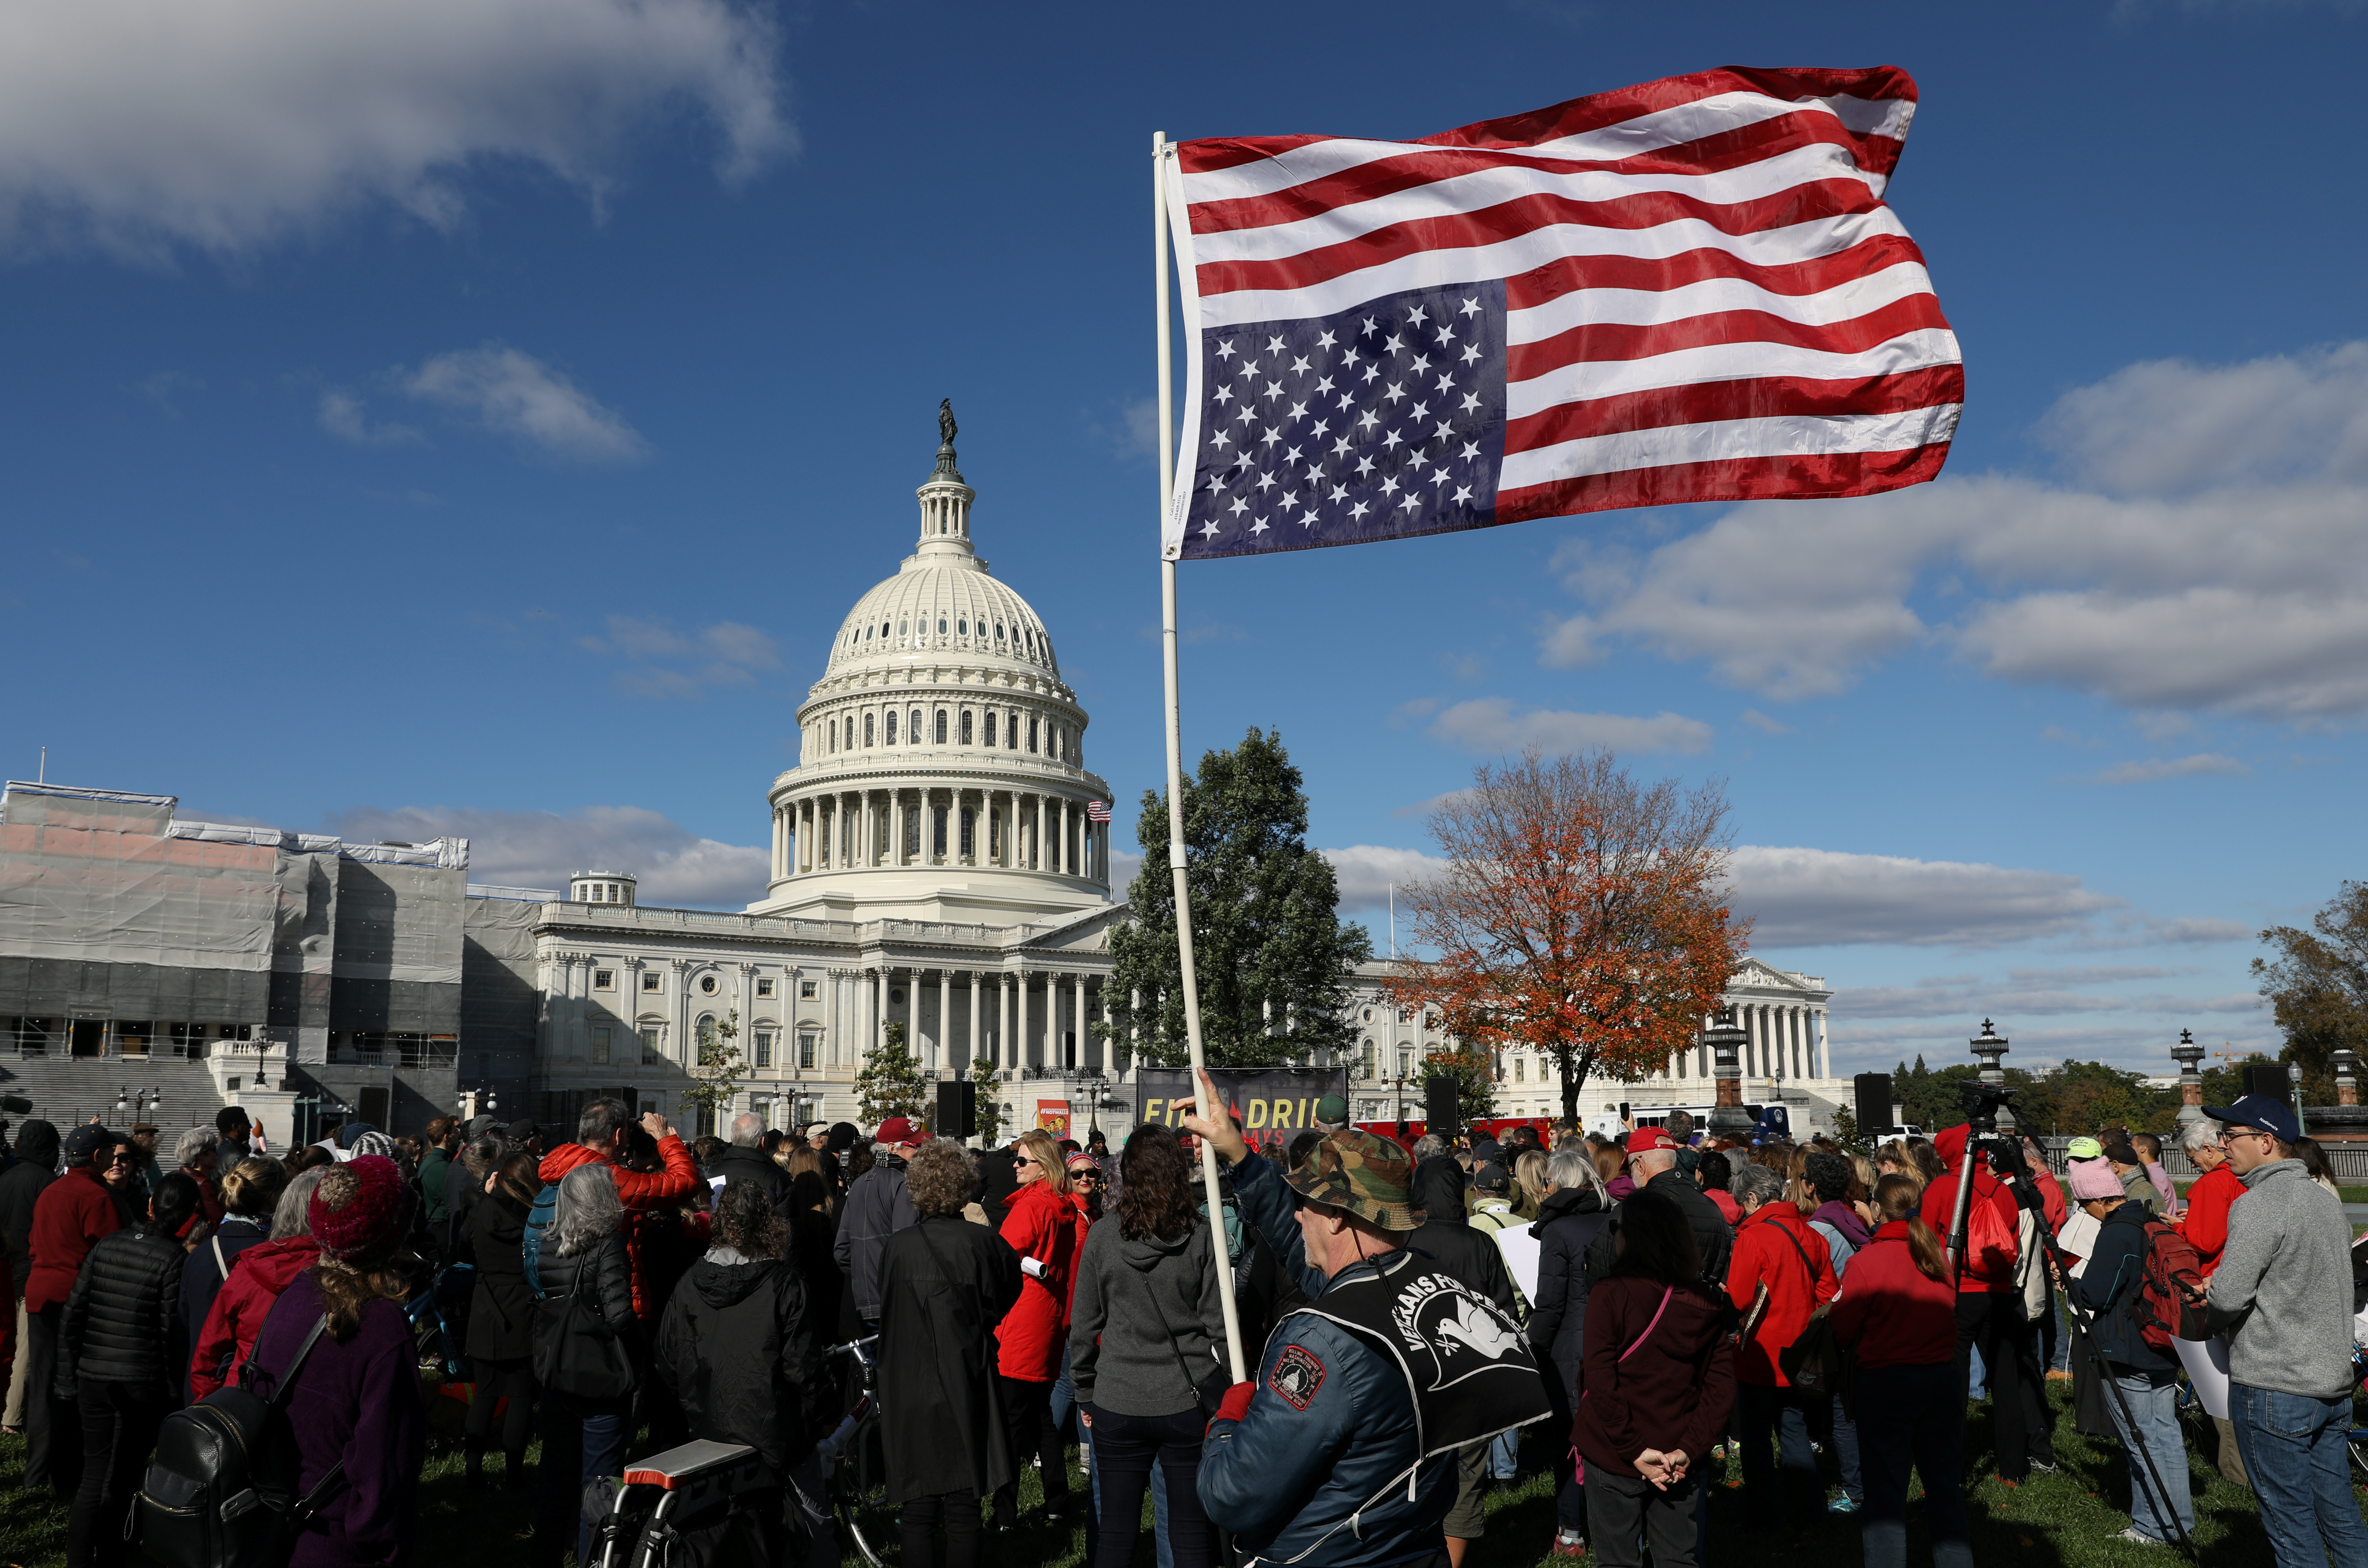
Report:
0,1079,2355,1568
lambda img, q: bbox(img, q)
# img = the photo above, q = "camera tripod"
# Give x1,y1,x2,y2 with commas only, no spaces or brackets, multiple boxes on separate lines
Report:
1941,1090,2200,1559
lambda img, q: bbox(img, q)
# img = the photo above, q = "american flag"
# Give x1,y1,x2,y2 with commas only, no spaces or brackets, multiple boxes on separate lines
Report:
1162,66,1959,561
1086,800,1112,823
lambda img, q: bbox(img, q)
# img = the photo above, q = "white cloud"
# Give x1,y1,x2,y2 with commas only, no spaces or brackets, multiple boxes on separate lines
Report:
1319,845,1452,913
1740,709,1791,735
2084,753,2248,785
327,803,767,909
1538,343,2368,721
1727,845,2122,949
579,614,777,698
404,345,648,463
317,389,419,447
0,0,789,257
1429,697,1713,756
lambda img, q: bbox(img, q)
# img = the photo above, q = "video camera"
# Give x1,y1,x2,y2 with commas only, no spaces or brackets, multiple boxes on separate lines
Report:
1954,1079,2019,1134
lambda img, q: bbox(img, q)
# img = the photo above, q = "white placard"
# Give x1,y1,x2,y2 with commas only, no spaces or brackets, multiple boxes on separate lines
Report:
1494,1223,1543,1306
2173,1335,2232,1420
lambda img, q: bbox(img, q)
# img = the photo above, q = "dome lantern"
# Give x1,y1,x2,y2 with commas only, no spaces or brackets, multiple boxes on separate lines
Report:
916,398,975,559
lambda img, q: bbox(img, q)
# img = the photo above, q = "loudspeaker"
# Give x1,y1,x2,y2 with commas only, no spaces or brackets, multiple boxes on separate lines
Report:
935,1079,977,1141
1425,1078,1460,1137
1853,1073,1895,1135
2242,1064,2288,1100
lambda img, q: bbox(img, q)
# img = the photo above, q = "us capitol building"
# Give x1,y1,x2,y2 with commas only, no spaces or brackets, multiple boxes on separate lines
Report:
526,420,1846,1138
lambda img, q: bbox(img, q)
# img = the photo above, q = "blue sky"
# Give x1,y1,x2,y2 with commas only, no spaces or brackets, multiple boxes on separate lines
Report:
4,0,2363,1082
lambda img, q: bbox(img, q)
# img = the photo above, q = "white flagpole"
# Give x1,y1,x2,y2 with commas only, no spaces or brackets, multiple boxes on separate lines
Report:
1156,128,1248,1386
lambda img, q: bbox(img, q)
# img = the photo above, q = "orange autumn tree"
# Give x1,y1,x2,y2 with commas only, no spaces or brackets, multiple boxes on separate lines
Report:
1385,748,1749,1124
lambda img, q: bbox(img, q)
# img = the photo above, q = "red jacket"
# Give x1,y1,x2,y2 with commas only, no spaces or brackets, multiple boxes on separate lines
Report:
1725,1204,1837,1387
2178,1163,2245,1277
540,1136,702,1321
26,1166,126,1313
1918,1124,2021,1294
1826,1221,1957,1370
994,1180,1080,1382
188,1236,321,1400
1062,1192,1095,1319
1705,1188,1742,1228
2027,1164,2067,1234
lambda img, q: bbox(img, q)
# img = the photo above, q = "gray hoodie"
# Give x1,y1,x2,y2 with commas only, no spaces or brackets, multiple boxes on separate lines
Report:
2207,1157,2355,1399
1067,1213,1225,1418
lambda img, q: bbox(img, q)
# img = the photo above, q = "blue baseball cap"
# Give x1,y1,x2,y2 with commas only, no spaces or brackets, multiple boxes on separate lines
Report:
2202,1094,2301,1146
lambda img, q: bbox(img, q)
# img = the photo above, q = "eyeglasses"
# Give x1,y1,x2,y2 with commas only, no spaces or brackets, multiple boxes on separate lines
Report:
2218,1127,2272,1146
1073,1172,1100,1184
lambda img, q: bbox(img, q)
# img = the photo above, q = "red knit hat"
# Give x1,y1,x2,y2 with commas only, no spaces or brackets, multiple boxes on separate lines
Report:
308,1155,412,1261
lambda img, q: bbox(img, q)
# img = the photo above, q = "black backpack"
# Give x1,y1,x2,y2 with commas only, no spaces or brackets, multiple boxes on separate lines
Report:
134,1310,347,1568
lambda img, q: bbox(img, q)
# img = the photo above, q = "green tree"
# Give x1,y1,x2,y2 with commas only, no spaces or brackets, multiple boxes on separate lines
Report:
971,1059,1010,1146
1890,1055,1980,1133
1420,1045,1498,1124
855,1020,928,1127
1102,729,1372,1069
2251,881,2368,1105
1830,1104,1869,1157
2014,1060,2177,1137
681,1009,746,1133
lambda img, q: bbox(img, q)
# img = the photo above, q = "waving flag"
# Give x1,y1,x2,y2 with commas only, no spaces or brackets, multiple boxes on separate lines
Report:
1161,66,1959,561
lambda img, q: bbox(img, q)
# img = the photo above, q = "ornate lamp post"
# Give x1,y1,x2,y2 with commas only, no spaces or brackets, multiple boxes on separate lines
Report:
2171,1029,2207,1125
1704,1008,1753,1139
1969,1019,2014,1131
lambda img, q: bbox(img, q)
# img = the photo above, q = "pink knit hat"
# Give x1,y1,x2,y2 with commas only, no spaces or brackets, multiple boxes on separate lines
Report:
2065,1157,2124,1203
308,1154,413,1261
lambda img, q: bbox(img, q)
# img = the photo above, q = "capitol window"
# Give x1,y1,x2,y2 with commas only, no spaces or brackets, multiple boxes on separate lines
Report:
960,710,974,745
958,618,968,635
909,708,922,742
641,971,662,993
938,618,948,634
898,619,908,637
885,711,897,744
592,969,613,991
865,712,876,746
996,622,1005,640
753,1030,773,1068
984,712,997,747
756,978,774,999
699,974,718,995
1027,717,1038,752
934,709,947,743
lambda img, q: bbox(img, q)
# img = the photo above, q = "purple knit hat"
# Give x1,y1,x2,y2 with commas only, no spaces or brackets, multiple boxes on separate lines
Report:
308,1154,412,1261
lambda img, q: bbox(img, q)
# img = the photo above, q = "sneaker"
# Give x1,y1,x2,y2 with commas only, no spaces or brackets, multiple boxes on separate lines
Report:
1827,1496,1861,1514
2114,1527,2167,1546
2028,1460,2061,1475
1551,1531,1588,1558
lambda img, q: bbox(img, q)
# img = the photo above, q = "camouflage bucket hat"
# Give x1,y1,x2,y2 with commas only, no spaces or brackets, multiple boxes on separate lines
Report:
1285,1129,1416,1231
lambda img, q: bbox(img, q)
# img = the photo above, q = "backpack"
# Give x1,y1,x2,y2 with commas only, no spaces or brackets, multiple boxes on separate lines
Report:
2125,1215,2208,1351
520,1180,560,1297
134,1309,345,1568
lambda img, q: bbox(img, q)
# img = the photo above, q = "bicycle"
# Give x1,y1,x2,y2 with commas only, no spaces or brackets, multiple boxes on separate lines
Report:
822,1335,893,1568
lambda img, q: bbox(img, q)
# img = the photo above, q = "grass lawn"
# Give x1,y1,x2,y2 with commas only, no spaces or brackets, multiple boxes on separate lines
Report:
0,1378,2339,1566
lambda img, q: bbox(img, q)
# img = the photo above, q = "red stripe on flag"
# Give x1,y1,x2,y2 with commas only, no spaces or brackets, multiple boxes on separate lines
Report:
1503,365,1966,454
1410,65,1918,153
1495,444,1952,523
1506,295,1954,381
1506,233,1932,308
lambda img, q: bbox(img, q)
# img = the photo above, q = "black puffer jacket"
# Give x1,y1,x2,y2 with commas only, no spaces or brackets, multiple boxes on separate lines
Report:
654,1247,830,1475
1527,1184,1613,1376
707,1144,791,1211
0,1119,58,1279
462,1188,537,1362
535,1227,639,1378
57,1222,187,1395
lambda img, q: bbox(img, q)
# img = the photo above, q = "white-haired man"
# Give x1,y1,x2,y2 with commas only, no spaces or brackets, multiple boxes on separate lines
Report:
707,1109,791,1210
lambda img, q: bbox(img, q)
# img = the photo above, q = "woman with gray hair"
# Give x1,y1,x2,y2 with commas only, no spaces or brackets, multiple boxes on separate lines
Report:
173,1126,224,1225
186,1164,330,1400
1527,1143,1614,1557
533,1164,638,1568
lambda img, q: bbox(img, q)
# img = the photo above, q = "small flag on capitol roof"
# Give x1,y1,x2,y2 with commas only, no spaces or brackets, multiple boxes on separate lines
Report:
1086,801,1112,823
1161,66,1960,561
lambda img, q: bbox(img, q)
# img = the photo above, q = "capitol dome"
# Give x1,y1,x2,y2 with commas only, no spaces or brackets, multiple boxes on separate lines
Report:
749,410,1115,925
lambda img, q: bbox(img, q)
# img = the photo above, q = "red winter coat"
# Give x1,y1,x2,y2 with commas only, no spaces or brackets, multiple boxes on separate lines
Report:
1918,1124,2022,1294
1062,1193,1095,1318
994,1181,1080,1382
539,1136,703,1321
1725,1203,1837,1387
26,1165,126,1313
2179,1162,2246,1277
1826,1221,1956,1370
188,1236,321,1400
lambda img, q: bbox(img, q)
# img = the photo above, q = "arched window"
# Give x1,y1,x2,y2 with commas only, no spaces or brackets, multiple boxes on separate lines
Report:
958,618,968,636
696,1014,719,1065
827,719,837,753
984,711,998,747
996,622,1006,640
934,709,948,743
864,711,875,747
938,617,948,635
960,709,974,745
1027,717,1039,753
885,710,897,745
909,708,923,742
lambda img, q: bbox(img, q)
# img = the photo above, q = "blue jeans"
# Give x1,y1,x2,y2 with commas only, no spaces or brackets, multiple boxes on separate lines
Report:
2104,1365,2192,1545
1853,1362,1972,1568
2230,1382,2368,1568
1966,1341,1987,1401
537,1395,630,1566
1737,1382,1819,1528
1826,1393,1863,1506
1088,1432,1174,1568
1489,1426,1519,1480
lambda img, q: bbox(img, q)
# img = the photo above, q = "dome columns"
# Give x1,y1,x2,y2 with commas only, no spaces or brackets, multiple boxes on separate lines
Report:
766,781,1110,893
